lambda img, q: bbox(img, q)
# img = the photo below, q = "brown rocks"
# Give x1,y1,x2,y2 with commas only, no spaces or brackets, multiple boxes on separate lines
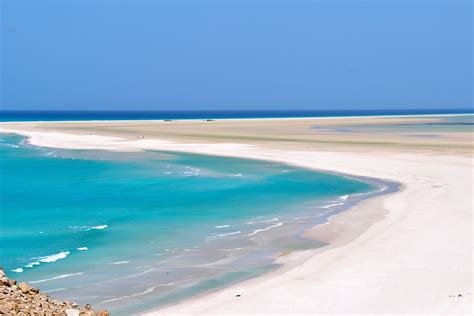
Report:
96,310,110,316
18,282,30,294
0,267,108,315
66,308,80,316
6,279,17,287
79,303,95,316
29,287,40,294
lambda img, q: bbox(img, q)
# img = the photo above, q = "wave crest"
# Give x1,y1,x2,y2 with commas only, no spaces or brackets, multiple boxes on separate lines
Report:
30,272,83,284
247,222,283,237
39,251,70,263
207,231,241,240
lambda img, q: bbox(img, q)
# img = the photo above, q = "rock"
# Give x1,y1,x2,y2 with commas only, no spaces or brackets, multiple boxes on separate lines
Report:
0,279,10,286
18,282,30,294
66,308,80,316
0,270,85,315
96,310,110,316
28,287,39,294
79,304,95,316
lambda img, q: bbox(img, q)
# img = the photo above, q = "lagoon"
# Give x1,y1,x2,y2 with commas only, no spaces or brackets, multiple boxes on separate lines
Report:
0,133,377,314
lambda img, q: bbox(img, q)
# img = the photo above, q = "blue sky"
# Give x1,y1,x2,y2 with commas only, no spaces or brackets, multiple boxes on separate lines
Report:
1,0,472,111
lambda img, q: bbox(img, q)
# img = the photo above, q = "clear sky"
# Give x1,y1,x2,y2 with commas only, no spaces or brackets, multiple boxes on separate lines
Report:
1,0,472,111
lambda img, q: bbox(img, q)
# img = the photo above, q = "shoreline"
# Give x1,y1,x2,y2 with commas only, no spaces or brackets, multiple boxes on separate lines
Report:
0,127,400,312
0,112,471,124
149,184,403,315
0,128,399,305
0,116,471,314
144,175,401,313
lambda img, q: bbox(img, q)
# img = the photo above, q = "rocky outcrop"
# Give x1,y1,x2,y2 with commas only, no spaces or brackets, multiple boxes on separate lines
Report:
0,267,108,315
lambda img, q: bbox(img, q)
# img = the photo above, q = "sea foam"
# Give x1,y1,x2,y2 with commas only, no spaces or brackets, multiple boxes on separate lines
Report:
98,282,176,305
39,251,70,263
320,202,344,209
30,272,83,284
25,261,40,268
110,261,130,265
24,251,70,270
247,222,283,236
207,231,241,240
246,218,279,225
214,224,230,228
86,225,108,231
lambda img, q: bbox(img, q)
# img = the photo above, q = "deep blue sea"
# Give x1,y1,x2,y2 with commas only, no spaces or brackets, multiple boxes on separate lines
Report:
0,109,472,122
0,133,386,314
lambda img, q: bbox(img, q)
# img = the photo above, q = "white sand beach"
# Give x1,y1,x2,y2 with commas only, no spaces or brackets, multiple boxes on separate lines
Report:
1,115,472,314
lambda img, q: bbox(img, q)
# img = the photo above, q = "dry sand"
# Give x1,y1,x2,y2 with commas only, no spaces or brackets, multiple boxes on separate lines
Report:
1,115,472,315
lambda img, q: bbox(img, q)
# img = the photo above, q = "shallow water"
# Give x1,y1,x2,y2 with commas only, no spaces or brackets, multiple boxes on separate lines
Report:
313,114,474,133
0,133,377,314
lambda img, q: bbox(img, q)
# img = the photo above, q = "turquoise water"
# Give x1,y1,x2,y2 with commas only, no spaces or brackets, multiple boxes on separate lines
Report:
0,133,375,314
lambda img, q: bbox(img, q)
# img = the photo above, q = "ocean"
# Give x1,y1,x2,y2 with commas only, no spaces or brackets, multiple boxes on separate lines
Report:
0,109,472,122
0,133,390,314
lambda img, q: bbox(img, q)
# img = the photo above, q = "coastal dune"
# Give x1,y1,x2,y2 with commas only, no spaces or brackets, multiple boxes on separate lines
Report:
1,115,472,314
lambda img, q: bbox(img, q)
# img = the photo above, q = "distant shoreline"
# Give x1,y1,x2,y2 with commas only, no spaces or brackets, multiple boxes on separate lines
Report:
0,109,472,123
0,113,472,126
